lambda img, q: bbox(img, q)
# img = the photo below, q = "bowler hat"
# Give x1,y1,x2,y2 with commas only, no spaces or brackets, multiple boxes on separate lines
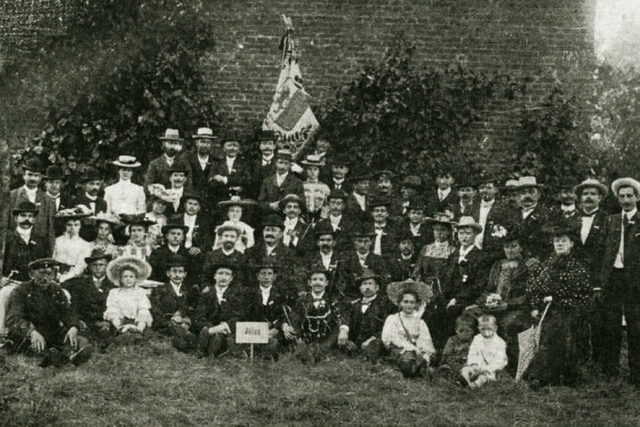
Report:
401,175,422,190
257,129,277,142
368,198,391,210
161,221,190,235
23,158,43,173
43,165,65,181
327,189,348,201
262,214,284,229
181,191,203,204
168,161,190,175
356,268,379,284
81,167,103,183
351,223,375,238
166,254,189,268
314,222,336,237
12,201,39,216
330,153,350,167
275,149,293,161
205,262,238,275
279,193,306,212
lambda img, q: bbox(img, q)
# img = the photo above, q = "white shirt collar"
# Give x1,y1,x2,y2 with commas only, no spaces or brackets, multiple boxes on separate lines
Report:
85,192,97,201
438,187,451,200
23,186,37,202
16,227,32,243
311,291,325,300
624,208,637,221
170,281,183,297
284,217,298,229
221,247,235,256
480,199,494,209
168,244,181,253
459,244,475,262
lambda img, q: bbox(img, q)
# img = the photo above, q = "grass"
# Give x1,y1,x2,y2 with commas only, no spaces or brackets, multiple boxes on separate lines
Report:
1,339,639,426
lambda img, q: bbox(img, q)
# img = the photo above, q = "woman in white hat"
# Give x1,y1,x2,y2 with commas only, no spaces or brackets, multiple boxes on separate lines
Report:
103,256,153,338
381,279,436,378
213,196,257,253
52,206,93,282
104,155,146,217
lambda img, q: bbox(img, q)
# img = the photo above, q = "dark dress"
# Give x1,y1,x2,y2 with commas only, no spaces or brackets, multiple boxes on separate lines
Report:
524,253,592,386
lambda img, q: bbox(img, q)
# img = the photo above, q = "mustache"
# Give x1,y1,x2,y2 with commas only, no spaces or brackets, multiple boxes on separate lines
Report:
18,220,34,226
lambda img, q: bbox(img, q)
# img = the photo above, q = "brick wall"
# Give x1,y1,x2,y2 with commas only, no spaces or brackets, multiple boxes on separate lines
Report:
0,0,596,156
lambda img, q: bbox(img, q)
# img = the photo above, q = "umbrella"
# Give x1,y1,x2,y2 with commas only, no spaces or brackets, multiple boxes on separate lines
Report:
516,300,552,382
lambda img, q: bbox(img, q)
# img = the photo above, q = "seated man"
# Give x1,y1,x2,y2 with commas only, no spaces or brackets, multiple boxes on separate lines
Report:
282,268,343,363
338,269,394,360
6,258,92,367
148,221,195,284
246,263,288,359
62,248,115,347
149,254,198,352
194,263,246,358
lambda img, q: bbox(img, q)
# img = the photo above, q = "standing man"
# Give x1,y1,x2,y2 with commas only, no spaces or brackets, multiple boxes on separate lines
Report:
209,132,251,203
453,177,478,220
73,167,106,215
8,159,55,252
514,176,550,259
182,127,220,213
473,175,511,260
426,167,458,216
44,165,73,214
250,129,278,199
145,128,191,191
258,149,305,213
327,154,352,194
598,177,640,385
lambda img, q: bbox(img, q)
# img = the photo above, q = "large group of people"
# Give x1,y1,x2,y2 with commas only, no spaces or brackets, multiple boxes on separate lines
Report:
2,126,638,388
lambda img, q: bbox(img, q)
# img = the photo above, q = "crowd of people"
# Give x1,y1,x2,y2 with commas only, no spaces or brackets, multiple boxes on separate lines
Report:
2,126,638,389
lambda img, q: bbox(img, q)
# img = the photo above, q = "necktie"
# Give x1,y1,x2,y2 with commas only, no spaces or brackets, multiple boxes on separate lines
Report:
374,228,383,256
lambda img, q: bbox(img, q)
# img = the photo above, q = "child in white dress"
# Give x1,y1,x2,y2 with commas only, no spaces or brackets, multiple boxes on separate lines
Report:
104,257,153,337
461,314,507,388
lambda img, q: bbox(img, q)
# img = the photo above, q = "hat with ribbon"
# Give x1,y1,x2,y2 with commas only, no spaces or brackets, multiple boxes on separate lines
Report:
159,128,184,142
112,155,141,168
192,127,217,140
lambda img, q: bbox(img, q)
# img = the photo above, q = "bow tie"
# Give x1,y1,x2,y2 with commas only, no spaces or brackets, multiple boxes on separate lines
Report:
582,211,597,218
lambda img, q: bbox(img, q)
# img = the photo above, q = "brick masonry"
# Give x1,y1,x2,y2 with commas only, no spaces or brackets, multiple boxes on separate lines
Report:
0,0,596,156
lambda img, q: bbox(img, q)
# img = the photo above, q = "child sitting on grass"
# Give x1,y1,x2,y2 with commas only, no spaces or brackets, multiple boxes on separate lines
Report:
460,314,507,388
104,257,153,344
439,313,476,379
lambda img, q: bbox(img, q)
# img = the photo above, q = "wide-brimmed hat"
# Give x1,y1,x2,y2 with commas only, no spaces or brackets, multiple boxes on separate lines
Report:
515,176,543,189
90,212,121,227
456,216,483,234
28,258,64,271
279,193,306,212
251,262,280,271
161,221,190,235
80,167,103,183
542,218,580,240
262,214,284,229
425,212,457,227
257,129,277,142
112,155,141,168
106,257,152,285
218,195,257,208
327,189,348,201
456,175,477,190
307,264,331,279
192,127,216,140
43,165,65,181
123,214,156,228
215,220,243,236
611,177,640,197
301,154,324,167
54,205,93,221
503,179,519,191
356,268,379,284
574,178,608,197
401,175,422,190
12,201,39,216
84,248,113,264
159,128,184,142
387,279,433,306
22,158,43,173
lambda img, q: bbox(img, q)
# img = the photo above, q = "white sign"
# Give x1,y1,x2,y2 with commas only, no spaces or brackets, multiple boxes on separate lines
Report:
235,322,269,344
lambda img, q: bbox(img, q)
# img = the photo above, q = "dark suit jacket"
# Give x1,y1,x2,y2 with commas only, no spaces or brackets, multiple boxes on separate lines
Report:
73,192,107,214
145,155,193,191
601,211,640,294
328,178,352,194
2,230,51,281
453,200,479,220
426,188,458,216
250,156,277,199
344,192,368,223
441,246,489,305
202,248,247,287
339,251,391,299
246,286,287,327
471,200,515,260
148,245,200,285
181,151,216,200
519,205,552,259
258,173,305,210
316,216,355,253
395,220,433,253
208,156,252,201
344,295,394,345
8,187,55,251
63,274,115,326
365,221,400,259
575,209,607,285
149,281,199,330
174,213,213,252
193,285,246,333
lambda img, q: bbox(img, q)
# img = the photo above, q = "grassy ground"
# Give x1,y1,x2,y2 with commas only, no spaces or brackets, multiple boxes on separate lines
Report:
1,339,639,426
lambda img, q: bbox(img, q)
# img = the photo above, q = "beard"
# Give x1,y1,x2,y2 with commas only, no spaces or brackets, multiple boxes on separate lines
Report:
165,148,178,157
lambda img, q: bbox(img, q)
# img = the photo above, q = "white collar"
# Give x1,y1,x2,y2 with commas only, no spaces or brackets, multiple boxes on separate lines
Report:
361,295,377,304
16,227,32,242
459,244,475,260
168,244,181,253
560,204,576,213
311,291,325,300
198,153,209,162
480,199,494,208
262,153,274,162
221,247,235,256
276,171,288,180
85,192,97,201
438,187,451,197
333,177,345,184
170,281,183,296
624,208,638,220
284,217,299,227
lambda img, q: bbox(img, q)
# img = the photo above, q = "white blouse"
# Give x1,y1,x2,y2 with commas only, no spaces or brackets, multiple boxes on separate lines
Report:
466,333,508,379
103,287,153,329
53,234,92,282
381,312,435,361
104,180,146,216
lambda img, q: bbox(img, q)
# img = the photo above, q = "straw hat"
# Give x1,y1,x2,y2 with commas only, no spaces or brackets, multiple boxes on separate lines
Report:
112,155,141,168
387,280,433,306
192,127,216,140
215,220,243,236
106,256,152,286
574,178,608,197
159,128,184,142
611,177,640,197
456,216,483,234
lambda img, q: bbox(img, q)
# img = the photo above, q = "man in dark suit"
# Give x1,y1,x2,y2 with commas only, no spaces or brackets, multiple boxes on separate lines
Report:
395,198,432,252
452,176,479,220
258,149,305,213
316,189,354,253
43,165,74,213
176,191,213,254
148,222,198,285
181,127,222,213
344,173,371,223
301,222,343,296
398,176,423,218
73,167,108,242
249,130,278,199
194,263,246,357
472,176,514,262
597,177,640,385
426,167,458,216
7,159,56,251
339,224,391,299
2,202,51,283
338,269,394,359
327,153,352,194
548,178,580,221
279,194,310,252
203,222,247,285
209,133,252,204
145,128,192,192
514,176,551,259
62,248,115,345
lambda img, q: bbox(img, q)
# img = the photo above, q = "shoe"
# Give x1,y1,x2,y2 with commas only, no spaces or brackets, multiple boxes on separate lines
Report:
69,345,93,366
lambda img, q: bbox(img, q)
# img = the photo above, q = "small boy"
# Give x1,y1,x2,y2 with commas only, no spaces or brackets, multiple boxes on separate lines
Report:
149,255,198,352
440,313,476,379
460,314,507,388
282,267,343,363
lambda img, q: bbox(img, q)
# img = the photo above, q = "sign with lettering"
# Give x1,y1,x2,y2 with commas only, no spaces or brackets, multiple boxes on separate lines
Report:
235,322,269,344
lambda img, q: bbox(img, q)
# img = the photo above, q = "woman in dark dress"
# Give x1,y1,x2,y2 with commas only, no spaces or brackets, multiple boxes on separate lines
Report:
524,219,593,387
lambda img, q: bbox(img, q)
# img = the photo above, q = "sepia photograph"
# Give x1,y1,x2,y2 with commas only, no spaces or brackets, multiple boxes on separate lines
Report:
1,0,640,425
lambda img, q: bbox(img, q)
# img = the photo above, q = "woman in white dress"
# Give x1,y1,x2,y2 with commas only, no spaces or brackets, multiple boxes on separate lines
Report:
53,208,93,282
382,279,436,378
212,196,256,253
104,155,146,217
